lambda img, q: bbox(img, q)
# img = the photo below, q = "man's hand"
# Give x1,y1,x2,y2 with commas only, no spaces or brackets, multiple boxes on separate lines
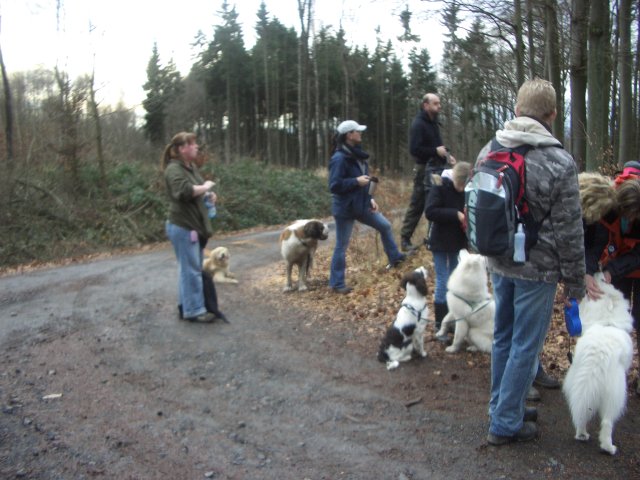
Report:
356,175,370,187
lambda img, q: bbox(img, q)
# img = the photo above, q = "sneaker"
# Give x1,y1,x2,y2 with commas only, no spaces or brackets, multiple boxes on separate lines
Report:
526,386,541,402
534,368,561,389
386,254,407,270
523,407,538,423
332,286,353,294
487,422,538,446
184,312,217,323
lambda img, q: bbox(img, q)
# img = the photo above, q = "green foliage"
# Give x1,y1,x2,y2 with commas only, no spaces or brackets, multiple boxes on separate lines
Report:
201,160,331,231
0,160,330,270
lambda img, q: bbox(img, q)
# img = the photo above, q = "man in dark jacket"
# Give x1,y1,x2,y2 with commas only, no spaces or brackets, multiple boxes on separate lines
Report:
400,93,456,251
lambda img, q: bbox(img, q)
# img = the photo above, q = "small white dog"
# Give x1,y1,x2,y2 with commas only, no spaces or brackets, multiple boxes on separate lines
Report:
562,273,634,455
203,246,238,284
279,219,329,292
377,267,429,370
436,249,494,353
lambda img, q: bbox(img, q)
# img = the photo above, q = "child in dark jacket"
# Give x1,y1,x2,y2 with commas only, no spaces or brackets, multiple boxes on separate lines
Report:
425,161,471,340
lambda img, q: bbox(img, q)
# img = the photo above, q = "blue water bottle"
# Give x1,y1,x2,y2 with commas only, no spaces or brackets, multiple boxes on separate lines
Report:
564,298,582,337
204,195,217,219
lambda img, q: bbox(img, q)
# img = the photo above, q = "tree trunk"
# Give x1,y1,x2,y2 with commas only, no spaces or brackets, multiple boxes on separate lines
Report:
570,0,588,170
586,0,610,171
544,0,563,139
89,69,107,195
617,0,633,165
513,0,526,87
0,34,14,174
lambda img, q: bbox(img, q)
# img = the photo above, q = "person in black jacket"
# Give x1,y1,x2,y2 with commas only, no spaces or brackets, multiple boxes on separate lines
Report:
400,93,456,252
425,162,471,340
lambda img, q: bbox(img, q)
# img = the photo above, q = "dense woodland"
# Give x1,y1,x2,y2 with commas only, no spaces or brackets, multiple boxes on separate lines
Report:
0,0,639,267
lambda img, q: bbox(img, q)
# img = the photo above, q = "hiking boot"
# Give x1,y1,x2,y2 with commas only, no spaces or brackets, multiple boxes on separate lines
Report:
184,312,217,323
526,386,541,402
332,286,353,295
487,422,538,446
523,407,538,423
534,368,561,389
401,238,417,252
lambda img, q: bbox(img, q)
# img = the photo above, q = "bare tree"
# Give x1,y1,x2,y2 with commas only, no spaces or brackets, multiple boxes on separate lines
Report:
570,0,589,169
617,0,633,165
586,0,611,171
296,0,313,168
0,17,14,174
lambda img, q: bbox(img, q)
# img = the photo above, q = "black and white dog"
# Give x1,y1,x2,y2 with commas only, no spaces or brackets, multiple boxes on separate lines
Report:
378,266,429,370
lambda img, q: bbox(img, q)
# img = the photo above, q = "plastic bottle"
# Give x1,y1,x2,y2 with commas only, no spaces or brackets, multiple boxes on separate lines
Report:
513,223,526,263
204,195,217,219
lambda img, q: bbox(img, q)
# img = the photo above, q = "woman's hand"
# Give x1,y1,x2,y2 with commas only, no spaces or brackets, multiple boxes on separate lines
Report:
457,211,465,224
193,181,215,197
585,274,604,300
370,199,379,212
356,175,370,187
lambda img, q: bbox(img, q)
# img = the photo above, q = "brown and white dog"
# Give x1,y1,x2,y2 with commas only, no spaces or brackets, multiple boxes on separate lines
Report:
203,246,238,284
280,219,329,292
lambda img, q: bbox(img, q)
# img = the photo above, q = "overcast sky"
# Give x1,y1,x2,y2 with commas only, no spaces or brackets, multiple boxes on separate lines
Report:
0,0,445,111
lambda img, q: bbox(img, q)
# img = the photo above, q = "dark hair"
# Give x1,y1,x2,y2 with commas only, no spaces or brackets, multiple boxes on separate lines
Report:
160,132,197,170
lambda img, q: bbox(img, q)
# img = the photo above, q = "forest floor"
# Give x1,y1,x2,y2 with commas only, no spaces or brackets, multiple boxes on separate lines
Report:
1,218,639,479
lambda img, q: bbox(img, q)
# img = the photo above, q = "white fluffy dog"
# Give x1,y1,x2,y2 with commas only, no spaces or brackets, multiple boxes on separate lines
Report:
562,273,634,455
436,249,494,353
377,267,429,370
203,246,238,284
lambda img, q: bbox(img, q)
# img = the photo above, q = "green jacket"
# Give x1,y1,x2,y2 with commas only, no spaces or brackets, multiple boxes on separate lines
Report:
164,160,213,239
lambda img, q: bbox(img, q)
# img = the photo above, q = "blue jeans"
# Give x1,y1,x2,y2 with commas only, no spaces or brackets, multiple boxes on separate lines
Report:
432,251,459,304
329,211,403,289
166,222,206,318
489,273,557,436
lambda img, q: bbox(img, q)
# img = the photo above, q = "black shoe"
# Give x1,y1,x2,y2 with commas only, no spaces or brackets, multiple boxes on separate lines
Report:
184,312,217,323
526,386,541,402
386,254,407,270
401,238,417,252
534,369,561,389
487,422,538,446
523,407,538,423
332,286,353,294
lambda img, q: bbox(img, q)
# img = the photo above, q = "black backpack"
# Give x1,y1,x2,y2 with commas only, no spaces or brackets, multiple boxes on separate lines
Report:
464,139,542,261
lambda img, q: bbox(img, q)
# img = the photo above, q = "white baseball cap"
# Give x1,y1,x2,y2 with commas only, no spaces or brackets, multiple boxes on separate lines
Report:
337,120,367,135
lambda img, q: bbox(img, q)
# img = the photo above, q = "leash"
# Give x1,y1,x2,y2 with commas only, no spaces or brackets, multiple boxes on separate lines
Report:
446,292,493,323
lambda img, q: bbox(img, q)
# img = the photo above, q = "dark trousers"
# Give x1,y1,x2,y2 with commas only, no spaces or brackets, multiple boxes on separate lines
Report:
613,276,640,353
400,164,442,241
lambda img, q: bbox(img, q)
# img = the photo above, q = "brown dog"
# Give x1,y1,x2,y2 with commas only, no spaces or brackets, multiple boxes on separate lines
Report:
279,219,329,292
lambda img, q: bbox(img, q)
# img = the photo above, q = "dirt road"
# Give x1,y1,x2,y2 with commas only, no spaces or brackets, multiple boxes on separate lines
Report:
1,226,639,479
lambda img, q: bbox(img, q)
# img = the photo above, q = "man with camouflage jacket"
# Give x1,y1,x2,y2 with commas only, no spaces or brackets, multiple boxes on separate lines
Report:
479,79,586,446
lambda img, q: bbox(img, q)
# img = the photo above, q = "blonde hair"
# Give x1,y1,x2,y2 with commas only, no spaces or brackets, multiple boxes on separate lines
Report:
161,132,197,170
452,161,471,188
616,179,640,220
516,78,556,120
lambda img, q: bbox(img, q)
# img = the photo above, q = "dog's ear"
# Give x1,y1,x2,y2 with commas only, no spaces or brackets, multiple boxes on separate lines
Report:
400,272,412,290
412,271,428,297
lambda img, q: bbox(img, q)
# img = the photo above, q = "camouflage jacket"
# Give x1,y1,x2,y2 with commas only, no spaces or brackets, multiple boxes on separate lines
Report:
476,116,586,299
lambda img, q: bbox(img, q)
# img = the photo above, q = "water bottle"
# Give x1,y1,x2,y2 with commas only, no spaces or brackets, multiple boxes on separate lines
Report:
513,223,526,263
204,194,217,219
564,298,582,336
